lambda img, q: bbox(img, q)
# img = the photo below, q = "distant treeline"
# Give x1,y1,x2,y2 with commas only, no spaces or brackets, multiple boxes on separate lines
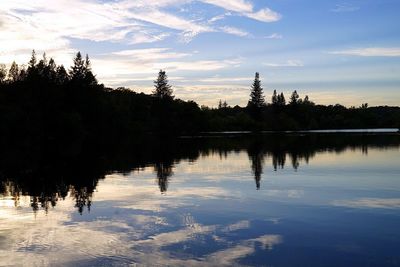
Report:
0,51,399,147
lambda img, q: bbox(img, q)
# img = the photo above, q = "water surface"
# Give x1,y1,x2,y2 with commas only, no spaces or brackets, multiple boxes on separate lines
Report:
1,134,399,266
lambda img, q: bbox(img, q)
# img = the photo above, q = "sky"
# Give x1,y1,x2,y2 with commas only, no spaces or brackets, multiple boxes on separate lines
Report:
0,0,399,107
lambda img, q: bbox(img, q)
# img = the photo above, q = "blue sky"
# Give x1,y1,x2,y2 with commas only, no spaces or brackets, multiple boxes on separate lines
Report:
0,0,399,106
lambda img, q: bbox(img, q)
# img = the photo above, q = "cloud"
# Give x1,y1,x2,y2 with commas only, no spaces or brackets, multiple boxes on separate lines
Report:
201,0,253,13
200,0,281,22
0,0,281,104
246,8,281,22
264,33,283,39
219,26,249,37
130,32,171,44
263,60,304,67
332,198,400,209
329,47,400,57
331,4,360,12
208,13,230,23
111,48,190,61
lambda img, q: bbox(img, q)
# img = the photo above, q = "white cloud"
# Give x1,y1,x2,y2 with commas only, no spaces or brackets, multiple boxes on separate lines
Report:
0,0,280,100
263,60,304,67
265,33,283,39
208,13,228,23
219,26,249,37
329,47,400,57
111,48,190,61
332,198,400,209
130,32,171,44
331,4,360,12
92,48,242,84
201,0,253,13
201,0,281,22
246,8,281,22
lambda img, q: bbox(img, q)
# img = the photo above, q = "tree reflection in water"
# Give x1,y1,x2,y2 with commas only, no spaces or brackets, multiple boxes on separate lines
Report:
0,133,399,212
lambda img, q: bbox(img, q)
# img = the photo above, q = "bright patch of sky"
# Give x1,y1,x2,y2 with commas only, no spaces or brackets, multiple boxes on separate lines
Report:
0,0,399,107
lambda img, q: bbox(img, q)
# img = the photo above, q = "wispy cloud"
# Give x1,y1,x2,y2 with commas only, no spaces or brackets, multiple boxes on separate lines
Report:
263,60,304,67
332,198,400,209
208,13,231,23
248,8,281,22
200,0,281,22
219,26,249,37
329,47,400,57
264,33,283,39
331,3,360,12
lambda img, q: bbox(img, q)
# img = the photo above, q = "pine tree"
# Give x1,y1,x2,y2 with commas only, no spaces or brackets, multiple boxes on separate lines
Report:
0,64,6,83
289,90,299,105
47,58,57,80
153,70,173,99
272,90,278,105
27,50,38,77
28,50,37,69
248,72,265,108
37,52,48,78
55,65,69,85
8,62,19,82
277,92,286,106
69,52,85,81
83,54,97,85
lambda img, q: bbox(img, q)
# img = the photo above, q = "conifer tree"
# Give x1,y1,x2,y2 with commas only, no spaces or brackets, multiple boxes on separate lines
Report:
37,52,48,78
28,50,37,70
27,50,37,77
83,54,97,85
69,52,85,81
153,70,173,99
248,72,265,108
0,64,6,83
289,90,299,105
8,62,19,82
272,90,278,105
277,92,286,106
47,58,57,80
56,65,69,85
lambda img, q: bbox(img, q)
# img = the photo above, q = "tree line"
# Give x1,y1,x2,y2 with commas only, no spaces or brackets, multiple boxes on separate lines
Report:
0,51,399,150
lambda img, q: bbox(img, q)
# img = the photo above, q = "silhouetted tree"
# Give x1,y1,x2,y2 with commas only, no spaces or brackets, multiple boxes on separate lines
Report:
69,52,86,81
0,64,7,83
248,72,265,108
55,65,69,84
272,90,278,106
277,92,286,106
153,70,173,99
27,50,37,76
303,95,310,104
8,61,19,82
36,52,48,78
289,90,299,105
83,54,97,85
47,58,57,81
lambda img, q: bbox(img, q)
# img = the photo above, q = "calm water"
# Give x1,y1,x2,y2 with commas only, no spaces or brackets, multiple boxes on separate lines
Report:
1,134,400,266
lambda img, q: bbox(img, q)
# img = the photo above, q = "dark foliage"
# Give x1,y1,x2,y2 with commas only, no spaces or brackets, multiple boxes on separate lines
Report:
0,51,399,150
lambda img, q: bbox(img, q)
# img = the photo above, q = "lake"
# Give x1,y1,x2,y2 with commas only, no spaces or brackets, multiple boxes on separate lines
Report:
1,133,399,266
